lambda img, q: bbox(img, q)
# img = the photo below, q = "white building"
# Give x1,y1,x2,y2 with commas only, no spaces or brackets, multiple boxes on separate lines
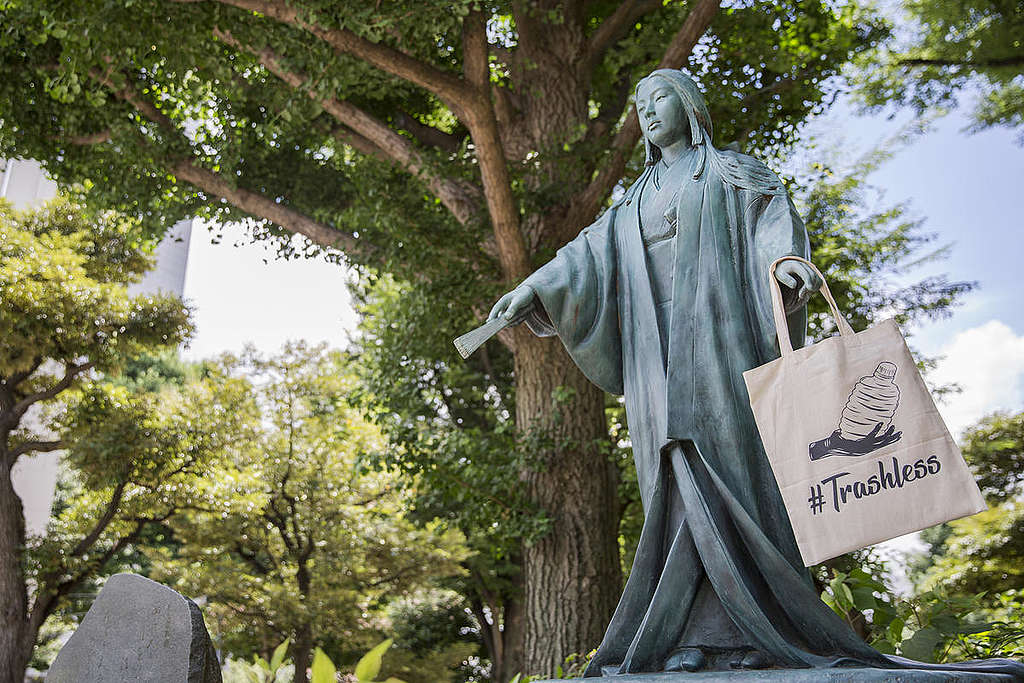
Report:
2,158,193,536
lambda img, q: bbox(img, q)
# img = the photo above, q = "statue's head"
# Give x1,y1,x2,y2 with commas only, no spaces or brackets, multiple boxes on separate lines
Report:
635,69,712,166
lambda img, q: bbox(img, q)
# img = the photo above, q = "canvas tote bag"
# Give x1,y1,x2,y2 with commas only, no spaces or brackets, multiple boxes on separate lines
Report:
743,256,986,566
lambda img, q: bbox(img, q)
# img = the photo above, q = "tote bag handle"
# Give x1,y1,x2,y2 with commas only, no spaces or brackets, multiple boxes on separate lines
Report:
768,255,855,357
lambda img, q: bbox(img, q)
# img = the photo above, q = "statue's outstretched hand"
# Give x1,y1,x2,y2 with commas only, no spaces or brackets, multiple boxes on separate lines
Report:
488,285,536,325
774,260,822,311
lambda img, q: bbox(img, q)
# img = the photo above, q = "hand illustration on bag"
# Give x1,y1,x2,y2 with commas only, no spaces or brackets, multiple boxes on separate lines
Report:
808,361,903,461
809,423,903,460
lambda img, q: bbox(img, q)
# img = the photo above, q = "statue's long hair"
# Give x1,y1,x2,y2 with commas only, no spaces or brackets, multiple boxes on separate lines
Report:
635,69,784,194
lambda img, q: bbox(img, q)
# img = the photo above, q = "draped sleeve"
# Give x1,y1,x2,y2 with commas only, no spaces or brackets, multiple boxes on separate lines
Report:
521,206,624,396
735,167,810,359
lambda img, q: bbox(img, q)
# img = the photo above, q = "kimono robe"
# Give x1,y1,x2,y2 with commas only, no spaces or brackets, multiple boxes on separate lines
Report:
521,146,1024,679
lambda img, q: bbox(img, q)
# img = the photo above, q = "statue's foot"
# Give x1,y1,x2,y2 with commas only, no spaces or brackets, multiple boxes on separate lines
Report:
664,647,705,672
730,649,771,670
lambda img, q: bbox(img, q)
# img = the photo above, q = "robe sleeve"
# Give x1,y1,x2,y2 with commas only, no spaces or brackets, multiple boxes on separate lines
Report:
520,207,625,396
744,189,811,355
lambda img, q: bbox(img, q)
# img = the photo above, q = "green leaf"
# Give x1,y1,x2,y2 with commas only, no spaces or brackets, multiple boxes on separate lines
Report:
311,648,337,683
851,586,877,611
902,626,942,662
270,638,290,673
888,617,906,645
355,638,393,681
871,638,897,655
955,621,997,636
931,614,961,634
821,589,839,614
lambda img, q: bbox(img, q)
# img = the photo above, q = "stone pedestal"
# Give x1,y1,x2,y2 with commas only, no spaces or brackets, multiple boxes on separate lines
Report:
47,573,221,683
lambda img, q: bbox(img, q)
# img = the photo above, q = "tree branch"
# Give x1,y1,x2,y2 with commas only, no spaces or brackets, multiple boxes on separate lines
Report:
207,0,525,279
350,490,389,507
58,130,113,145
657,0,720,68
587,0,663,69
391,111,463,153
582,71,633,149
469,597,499,667
89,66,362,255
0,357,42,413
458,11,529,281
326,124,387,159
568,0,720,233
9,439,64,460
71,481,129,557
208,0,473,115
263,506,296,553
215,28,483,226
89,67,175,130
898,55,1024,69
10,362,94,423
170,159,359,252
463,9,489,90
233,542,272,575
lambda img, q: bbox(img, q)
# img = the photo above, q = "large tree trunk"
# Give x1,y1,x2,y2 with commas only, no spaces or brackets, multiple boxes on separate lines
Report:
513,331,621,676
474,570,525,683
292,621,313,683
501,588,525,680
0,456,31,683
293,564,313,683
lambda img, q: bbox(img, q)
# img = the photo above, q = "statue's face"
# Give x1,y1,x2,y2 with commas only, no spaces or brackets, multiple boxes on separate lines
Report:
636,77,689,150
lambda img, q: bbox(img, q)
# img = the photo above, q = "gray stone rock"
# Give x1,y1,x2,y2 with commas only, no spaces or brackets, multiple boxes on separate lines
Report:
47,573,221,683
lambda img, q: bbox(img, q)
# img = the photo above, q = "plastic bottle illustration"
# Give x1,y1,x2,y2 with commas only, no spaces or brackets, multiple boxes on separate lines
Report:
809,361,902,461
839,361,900,439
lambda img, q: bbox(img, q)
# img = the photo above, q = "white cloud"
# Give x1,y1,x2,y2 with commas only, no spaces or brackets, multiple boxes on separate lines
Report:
930,320,1024,438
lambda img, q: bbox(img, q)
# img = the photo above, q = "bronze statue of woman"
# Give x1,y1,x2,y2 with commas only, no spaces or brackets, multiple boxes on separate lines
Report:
489,69,1023,679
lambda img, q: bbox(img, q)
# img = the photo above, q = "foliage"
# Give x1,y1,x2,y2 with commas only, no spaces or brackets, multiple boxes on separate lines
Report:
221,638,412,683
0,197,193,681
821,569,1024,662
223,638,294,683
508,650,594,682
791,128,975,346
145,343,469,683
908,412,1024,613
223,638,293,683
381,591,482,683
0,197,191,376
916,502,1024,608
855,0,1024,143
352,276,535,556
351,275,529,680
0,1,888,262
957,411,1024,503
34,363,254,591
